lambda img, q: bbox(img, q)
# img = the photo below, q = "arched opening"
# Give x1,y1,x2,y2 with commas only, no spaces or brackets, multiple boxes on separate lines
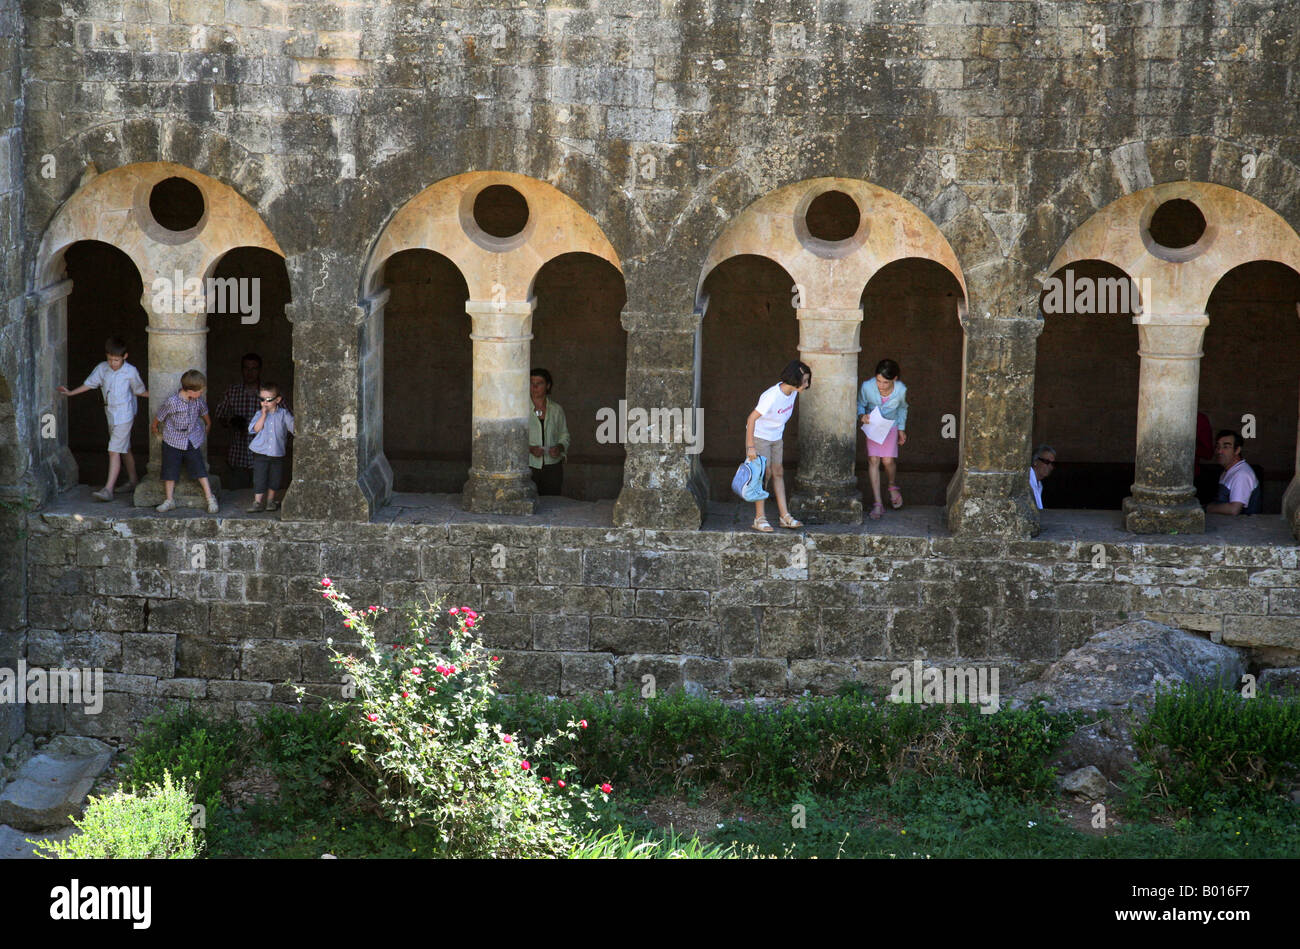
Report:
381,249,472,493
1033,260,1141,509
64,240,149,487
531,252,628,500
205,246,294,492
857,258,964,505
699,254,800,499
1201,260,1300,514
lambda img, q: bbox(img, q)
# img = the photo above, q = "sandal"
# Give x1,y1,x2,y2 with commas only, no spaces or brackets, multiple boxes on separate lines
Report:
888,485,903,509
869,502,884,520
752,517,774,533
779,514,803,528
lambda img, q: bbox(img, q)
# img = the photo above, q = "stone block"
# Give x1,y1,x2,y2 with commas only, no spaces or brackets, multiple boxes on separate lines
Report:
471,547,537,585
631,550,718,589
537,548,583,584
209,602,277,641
889,609,956,659
244,574,288,604
514,586,611,616
95,568,171,598
634,589,709,618
496,651,562,694
157,678,207,699
477,613,532,650
533,614,590,651
789,660,854,695
1222,615,1300,649
122,633,176,677
176,637,239,679
92,598,146,632
590,616,672,654
821,608,888,659
146,599,208,634
614,655,682,694
561,653,614,693
242,641,301,680
759,609,818,659
62,632,123,669
27,596,94,630
208,680,274,702
716,606,759,655
728,657,787,694
584,548,631,586
276,605,324,640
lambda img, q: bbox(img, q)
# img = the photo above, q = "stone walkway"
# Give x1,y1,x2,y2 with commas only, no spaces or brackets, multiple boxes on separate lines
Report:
41,484,1299,548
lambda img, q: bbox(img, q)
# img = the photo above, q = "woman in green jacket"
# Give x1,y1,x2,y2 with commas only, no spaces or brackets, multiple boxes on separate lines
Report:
528,368,569,496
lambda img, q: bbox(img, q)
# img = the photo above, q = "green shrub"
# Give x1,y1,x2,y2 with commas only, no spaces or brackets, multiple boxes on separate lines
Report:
126,704,242,821
251,705,354,813
1128,681,1300,814
568,827,745,858
32,771,199,859
319,581,607,857
493,688,1084,802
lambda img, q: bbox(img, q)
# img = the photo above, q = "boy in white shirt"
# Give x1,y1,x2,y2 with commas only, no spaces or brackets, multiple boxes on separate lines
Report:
744,360,811,532
57,336,149,501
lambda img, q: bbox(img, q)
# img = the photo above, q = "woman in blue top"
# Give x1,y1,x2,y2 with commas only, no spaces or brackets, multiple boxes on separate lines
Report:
857,358,909,520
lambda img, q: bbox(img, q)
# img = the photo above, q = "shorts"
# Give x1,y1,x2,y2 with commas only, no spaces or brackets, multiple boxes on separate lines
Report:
161,441,208,482
107,420,133,454
251,451,285,495
753,437,783,478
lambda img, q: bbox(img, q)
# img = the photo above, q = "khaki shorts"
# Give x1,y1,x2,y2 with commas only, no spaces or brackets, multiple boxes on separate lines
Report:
107,420,132,454
752,437,783,479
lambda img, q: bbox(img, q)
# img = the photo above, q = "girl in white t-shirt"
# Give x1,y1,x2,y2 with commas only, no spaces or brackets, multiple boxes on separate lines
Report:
744,360,811,532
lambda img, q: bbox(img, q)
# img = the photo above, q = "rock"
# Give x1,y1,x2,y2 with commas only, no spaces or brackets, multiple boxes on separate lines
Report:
682,680,708,699
0,739,114,830
0,706,22,759
1259,667,1300,696
1061,765,1109,801
1013,620,1246,781
0,823,76,859
1012,620,1245,713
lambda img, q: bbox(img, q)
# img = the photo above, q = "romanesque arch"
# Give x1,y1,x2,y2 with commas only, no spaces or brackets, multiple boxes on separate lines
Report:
32,162,286,505
1044,180,1300,536
361,171,624,514
694,178,967,523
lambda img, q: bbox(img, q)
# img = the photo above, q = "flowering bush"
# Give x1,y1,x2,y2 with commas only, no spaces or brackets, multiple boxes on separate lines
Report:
316,580,605,857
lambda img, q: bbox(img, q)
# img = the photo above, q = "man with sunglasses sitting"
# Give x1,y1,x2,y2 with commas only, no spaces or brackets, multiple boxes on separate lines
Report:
1030,444,1056,510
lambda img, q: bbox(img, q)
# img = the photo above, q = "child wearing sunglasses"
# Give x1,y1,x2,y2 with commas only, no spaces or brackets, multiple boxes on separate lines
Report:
246,383,295,512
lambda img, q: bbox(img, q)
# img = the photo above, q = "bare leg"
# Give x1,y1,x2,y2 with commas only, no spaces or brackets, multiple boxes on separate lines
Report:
868,456,882,507
266,489,276,503
198,476,214,500
772,467,791,520
883,458,897,491
163,480,176,500
122,452,139,485
104,452,122,491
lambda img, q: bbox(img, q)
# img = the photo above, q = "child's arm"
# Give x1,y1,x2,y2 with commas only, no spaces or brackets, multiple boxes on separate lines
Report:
857,382,868,420
250,408,267,434
57,384,92,397
202,412,211,437
745,410,760,459
283,410,294,436
895,390,908,431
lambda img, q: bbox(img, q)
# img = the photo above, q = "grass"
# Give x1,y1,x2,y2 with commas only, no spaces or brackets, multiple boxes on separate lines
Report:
119,686,1300,859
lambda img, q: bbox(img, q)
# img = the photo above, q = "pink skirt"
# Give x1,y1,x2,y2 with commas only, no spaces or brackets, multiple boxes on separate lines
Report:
866,424,899,458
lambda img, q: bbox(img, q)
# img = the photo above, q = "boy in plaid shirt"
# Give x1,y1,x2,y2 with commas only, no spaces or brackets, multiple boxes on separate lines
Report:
150,369,219,514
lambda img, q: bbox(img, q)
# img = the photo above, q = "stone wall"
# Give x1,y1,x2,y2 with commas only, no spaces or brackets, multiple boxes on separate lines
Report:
10,0,1299,536
19,507,1300,741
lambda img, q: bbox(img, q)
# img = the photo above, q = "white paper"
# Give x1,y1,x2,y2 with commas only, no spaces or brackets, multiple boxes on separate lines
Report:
862,407,895,444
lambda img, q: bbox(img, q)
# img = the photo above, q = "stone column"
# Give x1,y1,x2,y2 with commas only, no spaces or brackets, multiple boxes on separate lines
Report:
1282,305,1300,541
613,308,705,529
789,306,862,523
462,299,537,515
280,299,379,522
945,309,1043,538
31,280,78,493
134,289,219,508
1122,313,1209,533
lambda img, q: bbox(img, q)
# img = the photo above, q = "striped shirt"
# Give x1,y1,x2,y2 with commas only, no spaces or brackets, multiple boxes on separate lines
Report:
156,392,209,450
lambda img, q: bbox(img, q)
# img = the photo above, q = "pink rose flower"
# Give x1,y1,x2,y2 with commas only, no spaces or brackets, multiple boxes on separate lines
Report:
321,578,332,587
542,776,551,783
366,713,378,722
600,783,612,794
579,720,588,729
502,734,513,744
521,761,531,771
449,607,459,615
557,780,566,788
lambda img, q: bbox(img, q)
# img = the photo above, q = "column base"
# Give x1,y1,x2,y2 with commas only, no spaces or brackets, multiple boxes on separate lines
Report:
1122,488,1205,534
789,482,863,525
613,484,704,529
134,473,222,509
462,468,538,515
1282,473,1300,542
944,469,1040,538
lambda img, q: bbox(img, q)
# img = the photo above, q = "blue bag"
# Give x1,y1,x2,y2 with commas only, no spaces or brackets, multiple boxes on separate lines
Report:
731,455,769,502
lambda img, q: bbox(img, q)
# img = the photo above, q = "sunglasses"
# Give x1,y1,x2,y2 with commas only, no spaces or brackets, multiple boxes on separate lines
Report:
1035,457,1057,466
260,397,278,402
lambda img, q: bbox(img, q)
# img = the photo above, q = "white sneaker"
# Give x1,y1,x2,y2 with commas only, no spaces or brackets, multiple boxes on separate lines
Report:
207,496,220,514
156,498,176,513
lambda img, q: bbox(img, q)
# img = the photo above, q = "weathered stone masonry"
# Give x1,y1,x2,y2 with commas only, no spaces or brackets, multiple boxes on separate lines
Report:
4,2,1300,746
19,509,1300,741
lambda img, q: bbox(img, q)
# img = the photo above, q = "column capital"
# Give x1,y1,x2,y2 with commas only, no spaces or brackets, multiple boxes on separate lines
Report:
31,280,73,307
466,298,537,318
466,298,536,341
1133,312,1210,326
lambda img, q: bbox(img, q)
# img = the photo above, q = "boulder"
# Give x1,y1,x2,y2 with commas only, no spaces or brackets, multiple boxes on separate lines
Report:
1061,765,1109,801
1012,620,1246,780
1259,667,1300,696
0,737,113,830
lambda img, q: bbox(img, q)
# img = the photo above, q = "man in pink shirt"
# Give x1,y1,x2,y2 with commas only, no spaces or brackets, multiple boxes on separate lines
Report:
1206,430,1261,516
